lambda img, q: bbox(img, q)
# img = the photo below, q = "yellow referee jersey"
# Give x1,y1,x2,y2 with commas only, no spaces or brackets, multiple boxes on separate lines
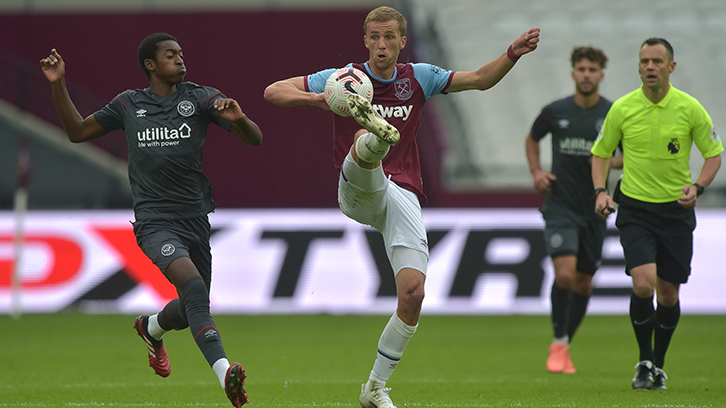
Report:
591,84,723,203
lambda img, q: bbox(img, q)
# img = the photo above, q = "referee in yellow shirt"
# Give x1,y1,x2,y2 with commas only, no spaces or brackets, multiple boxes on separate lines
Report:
591,38,723,391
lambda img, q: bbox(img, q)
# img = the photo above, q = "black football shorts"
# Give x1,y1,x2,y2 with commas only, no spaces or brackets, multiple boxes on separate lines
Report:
132,216,213,286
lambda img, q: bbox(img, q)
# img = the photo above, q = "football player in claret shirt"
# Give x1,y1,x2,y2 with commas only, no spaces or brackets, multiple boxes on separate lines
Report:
264,6,539,408
40,33,262,407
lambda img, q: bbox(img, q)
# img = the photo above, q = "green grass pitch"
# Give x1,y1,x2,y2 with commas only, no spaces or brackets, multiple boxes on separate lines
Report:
1,313,724,407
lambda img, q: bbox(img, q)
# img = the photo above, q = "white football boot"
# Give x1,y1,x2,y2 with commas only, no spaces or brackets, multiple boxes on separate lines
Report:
346,93,400,146
359,380,397,408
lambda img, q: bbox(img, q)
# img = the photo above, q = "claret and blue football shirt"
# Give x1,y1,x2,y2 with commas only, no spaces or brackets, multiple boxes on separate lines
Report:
306,62,454,204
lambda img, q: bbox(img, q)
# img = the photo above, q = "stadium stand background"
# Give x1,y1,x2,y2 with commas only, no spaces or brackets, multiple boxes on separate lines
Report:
1,0,724,210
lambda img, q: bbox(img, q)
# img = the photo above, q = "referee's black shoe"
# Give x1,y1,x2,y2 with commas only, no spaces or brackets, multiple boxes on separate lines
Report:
652,367,669,390
632,360,655,390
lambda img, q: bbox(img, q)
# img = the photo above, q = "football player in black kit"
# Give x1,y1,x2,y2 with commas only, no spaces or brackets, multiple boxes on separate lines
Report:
526,46,621,374
40,33,262,407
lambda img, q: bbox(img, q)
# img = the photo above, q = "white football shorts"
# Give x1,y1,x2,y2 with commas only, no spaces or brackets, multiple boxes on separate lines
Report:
338,154,429,276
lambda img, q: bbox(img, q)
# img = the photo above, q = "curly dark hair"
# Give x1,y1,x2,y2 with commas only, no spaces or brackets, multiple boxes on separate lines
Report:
137,33,178,79
571,46,608,69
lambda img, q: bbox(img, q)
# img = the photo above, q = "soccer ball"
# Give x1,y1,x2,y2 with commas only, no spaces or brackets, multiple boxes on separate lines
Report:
324,67,374,117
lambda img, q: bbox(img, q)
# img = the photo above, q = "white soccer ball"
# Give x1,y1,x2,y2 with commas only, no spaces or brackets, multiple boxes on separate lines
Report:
324,67,374,117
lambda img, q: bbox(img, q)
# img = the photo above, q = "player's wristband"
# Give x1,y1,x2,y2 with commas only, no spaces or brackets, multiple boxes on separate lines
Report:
507,45,520,62
593,187,608,199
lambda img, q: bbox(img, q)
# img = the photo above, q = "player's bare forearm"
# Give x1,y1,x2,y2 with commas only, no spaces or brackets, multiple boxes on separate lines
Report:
41,49,106,143
694,155,722,188
525,134,542,174
214,98,263,145
591,155,610,189
525,134,555,194
446,56,513,92
263,77,327,110
230,116,263,146
591,155,614,217
679,154,723,208
51,80,105,143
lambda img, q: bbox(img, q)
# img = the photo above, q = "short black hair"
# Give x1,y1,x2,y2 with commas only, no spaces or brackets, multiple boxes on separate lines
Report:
138,33,178,78
641,38,674,61
571,46,608,69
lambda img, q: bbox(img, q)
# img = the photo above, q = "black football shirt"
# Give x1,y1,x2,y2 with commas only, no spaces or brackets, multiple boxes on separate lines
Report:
530,96,612,221
94,82,231,221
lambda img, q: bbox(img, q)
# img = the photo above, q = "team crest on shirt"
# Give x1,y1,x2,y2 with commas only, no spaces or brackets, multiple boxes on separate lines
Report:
177,100,195,117
429,64,445,74
161,243,176,256
550,233,563,248
394,78,413,100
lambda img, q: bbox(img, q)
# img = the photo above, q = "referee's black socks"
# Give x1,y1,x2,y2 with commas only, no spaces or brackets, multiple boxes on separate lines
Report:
654,300,681,369
630,292,656,363
567,291,591,342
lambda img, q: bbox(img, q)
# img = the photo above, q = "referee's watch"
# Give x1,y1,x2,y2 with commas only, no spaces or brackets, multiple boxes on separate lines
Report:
593,187,608,199
693,183,705,197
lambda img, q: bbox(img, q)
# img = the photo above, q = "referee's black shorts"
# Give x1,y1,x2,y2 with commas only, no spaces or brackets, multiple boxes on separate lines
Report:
615,194,696,284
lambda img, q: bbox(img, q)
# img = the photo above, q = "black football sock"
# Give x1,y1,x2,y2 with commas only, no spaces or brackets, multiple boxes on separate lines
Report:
551,283,571,340
158,298,189,331
654,300,680,369
566,292,591,342
182,278,227,366
630,292,656,363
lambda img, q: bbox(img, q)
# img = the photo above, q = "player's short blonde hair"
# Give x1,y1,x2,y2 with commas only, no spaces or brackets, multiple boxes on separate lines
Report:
364,6,407,37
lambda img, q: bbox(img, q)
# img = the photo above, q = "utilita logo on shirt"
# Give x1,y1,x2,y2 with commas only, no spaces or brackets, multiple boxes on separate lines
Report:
559,137,594,156
137,123,191,148
372,104,413,121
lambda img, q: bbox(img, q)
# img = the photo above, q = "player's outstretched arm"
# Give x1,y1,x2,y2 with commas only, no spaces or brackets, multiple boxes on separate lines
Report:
263,76,329,110
214,98,263,146
446,27,540,93
40,49,107,143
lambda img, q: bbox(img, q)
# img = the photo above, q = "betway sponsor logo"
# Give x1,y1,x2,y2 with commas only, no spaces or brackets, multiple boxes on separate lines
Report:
372,104,413,121
558,137,593,156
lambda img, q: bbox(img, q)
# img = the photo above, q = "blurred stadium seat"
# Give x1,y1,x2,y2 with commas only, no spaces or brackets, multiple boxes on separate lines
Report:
409,0,726,205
